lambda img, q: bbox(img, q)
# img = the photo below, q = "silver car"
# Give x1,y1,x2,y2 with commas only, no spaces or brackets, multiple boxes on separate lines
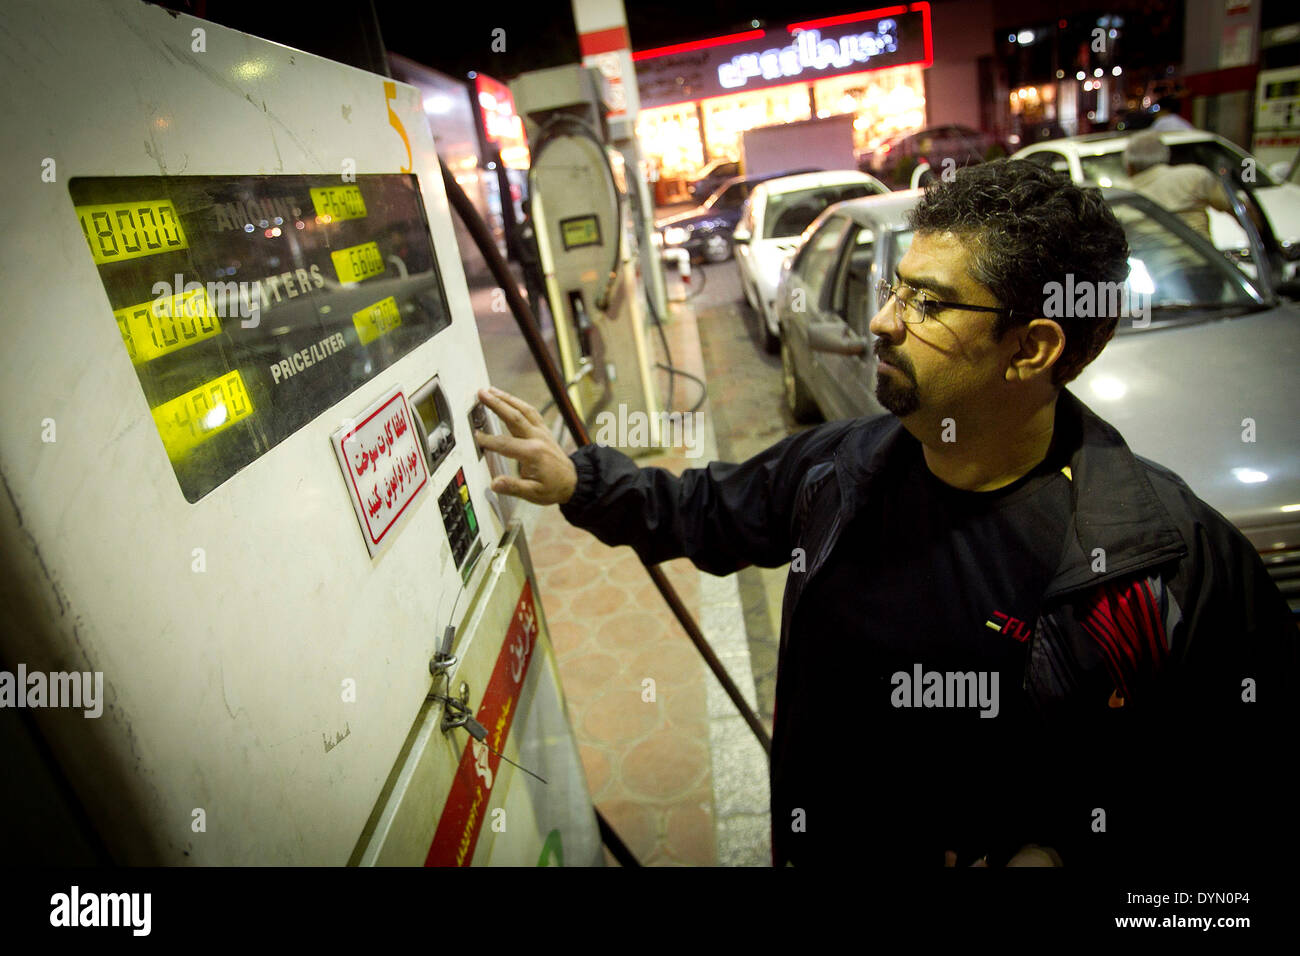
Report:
776,188,1300,614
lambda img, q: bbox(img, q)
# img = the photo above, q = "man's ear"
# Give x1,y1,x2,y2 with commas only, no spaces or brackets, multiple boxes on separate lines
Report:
1005,318,1065,382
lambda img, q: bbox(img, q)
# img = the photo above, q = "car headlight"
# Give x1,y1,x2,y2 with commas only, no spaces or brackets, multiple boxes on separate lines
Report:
663,226,691,246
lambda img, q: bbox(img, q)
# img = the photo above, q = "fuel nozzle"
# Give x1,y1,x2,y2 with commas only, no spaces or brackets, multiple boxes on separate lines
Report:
569,291,594,357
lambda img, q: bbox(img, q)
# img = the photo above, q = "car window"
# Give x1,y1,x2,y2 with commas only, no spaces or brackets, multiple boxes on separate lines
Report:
763,184,877,238
707,183,746,210
1169,141,1278,188
1105,196,1257,326
1078,151,1127,186
1079,140,1281,190
884,230,914,287
790,216,849,304
830,226,877,334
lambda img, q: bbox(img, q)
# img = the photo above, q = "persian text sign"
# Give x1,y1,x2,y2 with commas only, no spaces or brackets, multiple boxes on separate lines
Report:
634,7,930,108
332,388,429,556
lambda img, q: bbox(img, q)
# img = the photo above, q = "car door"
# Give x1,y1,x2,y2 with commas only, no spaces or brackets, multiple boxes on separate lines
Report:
734,187,764,299
702,181,748,259
781,213,851,411
817,223,886,418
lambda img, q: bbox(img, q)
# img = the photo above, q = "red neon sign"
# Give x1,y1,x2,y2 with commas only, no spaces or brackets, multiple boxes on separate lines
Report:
633,29,767,62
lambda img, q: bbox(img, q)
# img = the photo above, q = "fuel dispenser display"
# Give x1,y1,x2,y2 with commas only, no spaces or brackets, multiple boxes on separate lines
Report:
0,0,601,866
70,172,452,502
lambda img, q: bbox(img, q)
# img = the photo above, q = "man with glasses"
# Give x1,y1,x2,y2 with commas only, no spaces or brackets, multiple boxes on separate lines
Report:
474,160,1294,869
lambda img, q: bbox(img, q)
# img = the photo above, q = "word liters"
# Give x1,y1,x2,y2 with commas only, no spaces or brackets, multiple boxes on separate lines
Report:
890,665,1000,718
0,665,103,718
50,886,151,936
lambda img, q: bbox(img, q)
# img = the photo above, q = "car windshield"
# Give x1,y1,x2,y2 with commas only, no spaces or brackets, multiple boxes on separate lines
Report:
703,182,741,209
1079,140,1280,189
1103,193,1260,330
694,159,728,180
764,184,877,238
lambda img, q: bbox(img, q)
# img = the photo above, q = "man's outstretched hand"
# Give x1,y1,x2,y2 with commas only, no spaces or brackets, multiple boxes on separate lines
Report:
473,387,578,505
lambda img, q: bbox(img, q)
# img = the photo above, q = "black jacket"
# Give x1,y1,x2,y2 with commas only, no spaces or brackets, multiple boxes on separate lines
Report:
560,390,1296,868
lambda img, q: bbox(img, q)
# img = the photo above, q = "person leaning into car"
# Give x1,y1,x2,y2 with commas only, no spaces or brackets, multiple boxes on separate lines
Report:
1123,130,1234,244
474,160,1296,869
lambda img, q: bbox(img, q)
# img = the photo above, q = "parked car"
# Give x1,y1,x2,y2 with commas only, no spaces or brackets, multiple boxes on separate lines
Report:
1011,130,1300,270
733,169,888,352
687,158,740,202
655,168,821,264
860,125,1004,190
775,187,1300,613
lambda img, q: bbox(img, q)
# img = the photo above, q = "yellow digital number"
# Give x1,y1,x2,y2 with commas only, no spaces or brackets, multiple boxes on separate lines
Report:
75,199,188,265
310,185,367,222
351,296,403,345
331,241,385,283
114,288,222,364
151,371,253,460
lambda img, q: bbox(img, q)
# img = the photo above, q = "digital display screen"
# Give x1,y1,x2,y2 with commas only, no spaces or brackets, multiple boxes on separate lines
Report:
559,214,602,250
69,174,453,502
76,198,188,265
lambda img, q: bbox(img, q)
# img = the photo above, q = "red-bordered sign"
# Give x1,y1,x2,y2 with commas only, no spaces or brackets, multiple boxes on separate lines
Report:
331,388,428,557
633,3,932,109
426,579,540,866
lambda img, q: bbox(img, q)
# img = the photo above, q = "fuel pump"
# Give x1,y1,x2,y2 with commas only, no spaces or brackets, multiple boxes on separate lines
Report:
0,0,602,866
510,65,661,449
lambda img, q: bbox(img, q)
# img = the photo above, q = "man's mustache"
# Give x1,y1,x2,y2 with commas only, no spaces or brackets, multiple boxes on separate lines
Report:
873,341,914,380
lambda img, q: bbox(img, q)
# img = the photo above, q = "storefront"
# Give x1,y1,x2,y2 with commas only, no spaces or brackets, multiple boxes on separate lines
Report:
633,3,933,194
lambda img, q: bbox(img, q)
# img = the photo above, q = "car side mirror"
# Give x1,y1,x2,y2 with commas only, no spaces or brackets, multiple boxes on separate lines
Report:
807,321,868,356
732,226,751,243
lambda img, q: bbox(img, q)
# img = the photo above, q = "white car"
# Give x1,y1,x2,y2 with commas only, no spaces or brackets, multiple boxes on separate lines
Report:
733,170,887,352
1011,130,1300,271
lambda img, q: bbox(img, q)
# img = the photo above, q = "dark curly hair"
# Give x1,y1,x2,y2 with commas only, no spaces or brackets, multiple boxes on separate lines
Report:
907,159,1130,384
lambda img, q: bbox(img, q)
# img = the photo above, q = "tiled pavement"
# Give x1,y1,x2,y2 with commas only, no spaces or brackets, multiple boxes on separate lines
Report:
521,291,772,867
467,239,779,865
528,497,718,866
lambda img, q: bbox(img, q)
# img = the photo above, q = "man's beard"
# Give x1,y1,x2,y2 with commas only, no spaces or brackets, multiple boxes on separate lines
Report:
873,342,920,417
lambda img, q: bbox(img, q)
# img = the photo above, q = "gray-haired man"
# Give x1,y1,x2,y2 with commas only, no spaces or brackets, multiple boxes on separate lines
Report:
1123,130,1233,242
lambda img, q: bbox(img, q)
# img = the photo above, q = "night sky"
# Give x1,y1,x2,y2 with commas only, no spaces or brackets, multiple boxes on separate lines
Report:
152,0,1202,86
155,0,906,83
378,1,876,80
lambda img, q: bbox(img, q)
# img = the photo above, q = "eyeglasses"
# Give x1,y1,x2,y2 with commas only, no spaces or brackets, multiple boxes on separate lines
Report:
875,278,1016,325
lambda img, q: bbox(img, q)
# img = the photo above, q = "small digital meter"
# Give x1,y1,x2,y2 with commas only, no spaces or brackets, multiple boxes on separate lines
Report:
558,213,602,250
